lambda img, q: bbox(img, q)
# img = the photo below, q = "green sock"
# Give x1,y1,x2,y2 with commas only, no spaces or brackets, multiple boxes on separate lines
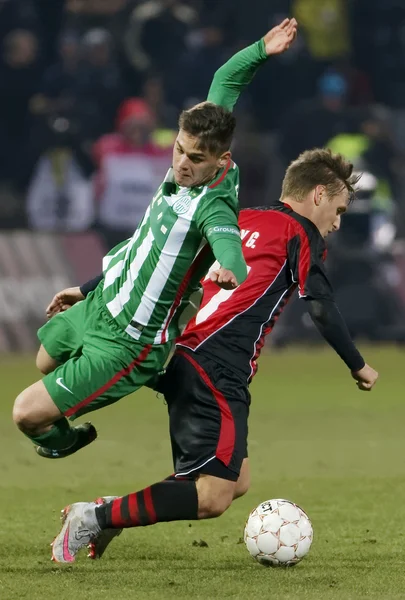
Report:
26,418,78,450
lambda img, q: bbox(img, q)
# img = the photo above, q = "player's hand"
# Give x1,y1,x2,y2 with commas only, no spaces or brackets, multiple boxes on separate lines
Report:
263,18,298,56
210,268,238,290
46,286,85,319
351,364,379,391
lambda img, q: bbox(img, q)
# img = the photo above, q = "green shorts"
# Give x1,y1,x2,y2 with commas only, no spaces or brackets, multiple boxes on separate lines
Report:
38,286,171,421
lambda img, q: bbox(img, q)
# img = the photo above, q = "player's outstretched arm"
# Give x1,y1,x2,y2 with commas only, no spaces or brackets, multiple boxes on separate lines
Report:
305,298,379,391
207,18,297,111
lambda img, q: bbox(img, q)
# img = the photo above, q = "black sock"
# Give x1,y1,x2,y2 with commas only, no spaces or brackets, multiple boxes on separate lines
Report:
96,479,198,529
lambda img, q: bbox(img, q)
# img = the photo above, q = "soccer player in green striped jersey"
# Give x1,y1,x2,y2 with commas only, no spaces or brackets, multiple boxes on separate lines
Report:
13,19,298,461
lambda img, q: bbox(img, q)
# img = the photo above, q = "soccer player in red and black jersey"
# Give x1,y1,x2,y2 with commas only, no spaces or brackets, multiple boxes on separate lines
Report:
49,149,378,562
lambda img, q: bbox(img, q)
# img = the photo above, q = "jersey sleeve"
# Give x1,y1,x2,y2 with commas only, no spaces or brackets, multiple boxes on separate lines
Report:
287,230,333,301
80,274,103,297
287,225,365,371
207,39,268,111
305,298,365,371
195,191,247,284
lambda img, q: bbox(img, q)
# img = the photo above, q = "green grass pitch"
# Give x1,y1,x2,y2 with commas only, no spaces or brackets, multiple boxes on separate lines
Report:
0,346,404,599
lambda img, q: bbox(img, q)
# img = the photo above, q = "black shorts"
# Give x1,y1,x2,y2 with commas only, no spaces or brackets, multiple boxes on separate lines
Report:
162,348,250,482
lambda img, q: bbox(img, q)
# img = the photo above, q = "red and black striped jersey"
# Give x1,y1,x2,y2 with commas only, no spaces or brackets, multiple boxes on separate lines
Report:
176,204,334,383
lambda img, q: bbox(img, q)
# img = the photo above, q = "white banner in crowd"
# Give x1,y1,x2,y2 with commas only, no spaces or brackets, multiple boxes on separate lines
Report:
0,230,105,352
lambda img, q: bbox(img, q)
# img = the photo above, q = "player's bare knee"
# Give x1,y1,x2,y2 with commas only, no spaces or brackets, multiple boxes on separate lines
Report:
13,391,38,433
13,382,60,434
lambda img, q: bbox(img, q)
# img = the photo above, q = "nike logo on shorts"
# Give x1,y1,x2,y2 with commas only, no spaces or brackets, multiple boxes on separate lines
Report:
56,377,73,394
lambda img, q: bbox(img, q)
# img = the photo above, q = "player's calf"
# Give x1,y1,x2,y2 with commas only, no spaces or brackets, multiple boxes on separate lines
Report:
233,458,250,500
91,469,235,533
196,473,235,518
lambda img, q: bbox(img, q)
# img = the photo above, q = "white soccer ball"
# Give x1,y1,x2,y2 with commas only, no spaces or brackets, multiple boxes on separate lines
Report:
244,498,313,566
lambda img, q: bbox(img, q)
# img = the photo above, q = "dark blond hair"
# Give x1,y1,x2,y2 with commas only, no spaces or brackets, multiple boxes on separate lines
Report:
281,148,359,202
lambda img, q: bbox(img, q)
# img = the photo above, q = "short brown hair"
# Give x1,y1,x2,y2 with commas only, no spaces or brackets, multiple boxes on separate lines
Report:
281,148,359,202
178,102,236,157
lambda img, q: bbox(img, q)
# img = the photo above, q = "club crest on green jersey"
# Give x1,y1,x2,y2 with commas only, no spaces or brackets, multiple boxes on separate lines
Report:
173,195,192,215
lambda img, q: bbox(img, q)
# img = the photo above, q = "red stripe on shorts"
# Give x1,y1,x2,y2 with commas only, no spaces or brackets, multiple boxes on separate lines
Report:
176,350,235,466
63,344,152,418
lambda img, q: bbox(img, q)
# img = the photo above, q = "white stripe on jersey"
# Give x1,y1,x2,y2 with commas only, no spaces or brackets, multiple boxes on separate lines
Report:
152,240,208,344
102,239,131,272
126,187,207,339
104,259,125,290
102,206,151,276
103,208,151,292
106,226,154,318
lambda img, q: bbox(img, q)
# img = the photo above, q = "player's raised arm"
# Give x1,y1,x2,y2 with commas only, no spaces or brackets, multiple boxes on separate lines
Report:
207,18,297,111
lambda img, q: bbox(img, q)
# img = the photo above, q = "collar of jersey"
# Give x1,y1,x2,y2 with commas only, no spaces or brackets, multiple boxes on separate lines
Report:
281,202,326,245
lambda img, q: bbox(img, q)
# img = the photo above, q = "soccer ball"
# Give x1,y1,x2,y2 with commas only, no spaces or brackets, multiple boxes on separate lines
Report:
244,498,313,566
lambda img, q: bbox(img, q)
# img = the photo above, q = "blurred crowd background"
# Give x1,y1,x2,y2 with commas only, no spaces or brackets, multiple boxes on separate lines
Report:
1,0,405,347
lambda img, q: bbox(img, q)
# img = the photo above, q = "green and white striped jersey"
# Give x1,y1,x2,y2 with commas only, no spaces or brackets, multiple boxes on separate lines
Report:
101,160,240,344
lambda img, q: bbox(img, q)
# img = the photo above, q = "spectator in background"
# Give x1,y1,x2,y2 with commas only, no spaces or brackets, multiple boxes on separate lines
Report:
279,70,353,166
171,0,236,108
0,0,40,42
65,0,129,17
93,97,171,250
292,0,351,83
30,31,81,122
28,29,126,188
327,113,399,218
172,25,227,109
77,28,127,136
63,0,139,91
124,0,198,102
0,28,42,185
26,117,94,233
351,0,405,111
142,73,178,131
